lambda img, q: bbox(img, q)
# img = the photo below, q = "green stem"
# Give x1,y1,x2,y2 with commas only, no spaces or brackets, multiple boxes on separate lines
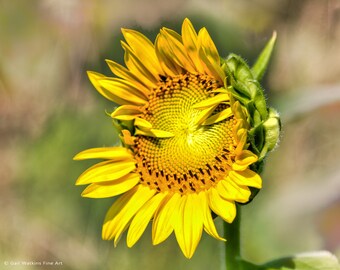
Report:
224,204,242,270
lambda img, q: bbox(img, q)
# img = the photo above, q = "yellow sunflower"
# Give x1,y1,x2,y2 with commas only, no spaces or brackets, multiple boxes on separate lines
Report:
74,18,263,259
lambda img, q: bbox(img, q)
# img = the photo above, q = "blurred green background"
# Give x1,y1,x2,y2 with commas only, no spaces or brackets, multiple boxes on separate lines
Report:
1,0,340,269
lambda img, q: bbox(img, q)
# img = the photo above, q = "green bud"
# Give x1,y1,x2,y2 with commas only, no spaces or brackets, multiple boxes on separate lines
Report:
261,108,281,155
223,32,280,163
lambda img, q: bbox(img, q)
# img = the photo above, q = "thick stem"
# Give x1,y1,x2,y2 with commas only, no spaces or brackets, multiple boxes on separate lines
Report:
224,204,242,270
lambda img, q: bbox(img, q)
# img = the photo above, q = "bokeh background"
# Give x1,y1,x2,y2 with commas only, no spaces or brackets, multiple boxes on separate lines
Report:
1,0,340,269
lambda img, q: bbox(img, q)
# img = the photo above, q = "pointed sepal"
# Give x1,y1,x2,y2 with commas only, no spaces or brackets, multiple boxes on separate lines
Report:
251,31,277,82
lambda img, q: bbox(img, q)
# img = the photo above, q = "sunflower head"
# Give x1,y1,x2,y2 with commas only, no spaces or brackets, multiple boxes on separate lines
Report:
74,18,280,258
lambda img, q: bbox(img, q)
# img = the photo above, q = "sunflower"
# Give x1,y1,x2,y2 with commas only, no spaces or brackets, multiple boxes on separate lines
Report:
74,18,265,259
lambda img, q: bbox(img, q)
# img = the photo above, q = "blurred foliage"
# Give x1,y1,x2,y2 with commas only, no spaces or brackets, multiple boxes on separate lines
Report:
1,0,340,269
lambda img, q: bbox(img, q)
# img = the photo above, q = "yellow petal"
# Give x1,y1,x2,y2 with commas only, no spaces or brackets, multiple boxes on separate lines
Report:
194,104,218,126
81,173,140,198
134,117,174,138
106,59,151,96
152,192,181,245
198,47,225,84
208,188,236,223
232,101,249,124
121,29,164,76
216,178,251,203
102,190,133,240
197,27,225,82
135,128,175,138
181,18,204,73
155,33,183,76
174,194,204,259
198,191,225,241
110,105,143,121
202,107,233,125
122,41,159,88
149,129,175,138
102,185,156,242
160,28,196,73
232,150,258,171
192,93,229,109
75,160,136,185
73,147,132,161
197,27,220,63
134,117,153,129
127,192,167,247
98,77,148,105
211,88,229,94
88,71,134,104
229,169,262,189
235,128,247,155
181,18,198,54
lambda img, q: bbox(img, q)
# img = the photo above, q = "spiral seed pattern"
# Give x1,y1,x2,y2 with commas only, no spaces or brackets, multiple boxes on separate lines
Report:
134,73,237,194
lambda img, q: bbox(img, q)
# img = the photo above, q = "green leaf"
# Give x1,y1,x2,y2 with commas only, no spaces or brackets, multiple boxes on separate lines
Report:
251,31,277,81
258,251,340,270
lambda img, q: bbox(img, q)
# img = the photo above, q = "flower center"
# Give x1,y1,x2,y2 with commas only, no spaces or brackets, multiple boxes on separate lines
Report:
134,73,237,194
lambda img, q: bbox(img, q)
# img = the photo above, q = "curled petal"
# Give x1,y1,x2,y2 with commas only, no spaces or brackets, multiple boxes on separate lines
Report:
111,105,143,121
208,188,236,223
229,169,262,189
232,150,258,171
134,117,153,129
216,178,251,203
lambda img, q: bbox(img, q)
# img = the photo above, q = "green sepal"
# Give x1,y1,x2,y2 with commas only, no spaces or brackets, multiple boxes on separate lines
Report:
113,118,136,146
224,54,270,158
223,36,281,162
227,86,251,107
251,31,277,81
252,81,268,120
249,123,265,156
225,54,267,119
113,118,135,133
